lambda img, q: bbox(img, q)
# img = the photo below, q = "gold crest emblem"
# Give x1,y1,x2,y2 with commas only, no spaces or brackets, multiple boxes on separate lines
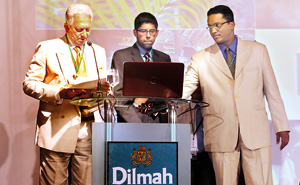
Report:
131,146,153,167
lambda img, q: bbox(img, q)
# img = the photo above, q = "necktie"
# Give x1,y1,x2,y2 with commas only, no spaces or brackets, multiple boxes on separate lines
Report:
226,48,235,78
144,52,151,62
195,105,204,151
73,46,87,78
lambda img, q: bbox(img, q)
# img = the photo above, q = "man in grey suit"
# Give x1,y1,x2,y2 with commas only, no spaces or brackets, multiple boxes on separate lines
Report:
112,12,171,123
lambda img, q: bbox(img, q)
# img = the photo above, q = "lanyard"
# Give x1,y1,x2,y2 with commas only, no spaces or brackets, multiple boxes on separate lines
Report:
65,34,85,73
228,53,236,69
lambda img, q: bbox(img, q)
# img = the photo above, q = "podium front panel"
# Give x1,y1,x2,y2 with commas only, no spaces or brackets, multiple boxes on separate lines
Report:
92,122,190,185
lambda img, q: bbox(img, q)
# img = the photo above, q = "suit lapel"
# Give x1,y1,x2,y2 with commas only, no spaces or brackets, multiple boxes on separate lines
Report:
210,44,233,79
153,50,159,61
130,44,144,61
152,50,162,62
56,53,76,84
55,40,77,84
235,38,249,79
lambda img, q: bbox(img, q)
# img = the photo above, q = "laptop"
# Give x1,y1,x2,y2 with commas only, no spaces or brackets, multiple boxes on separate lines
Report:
123,62,184,98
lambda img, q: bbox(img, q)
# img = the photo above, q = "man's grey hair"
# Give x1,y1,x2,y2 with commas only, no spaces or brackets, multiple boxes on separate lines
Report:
65,4,93,26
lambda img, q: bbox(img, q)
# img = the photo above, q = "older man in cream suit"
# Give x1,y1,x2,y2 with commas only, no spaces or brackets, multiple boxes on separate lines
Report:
23,4,109,184
182,5,290,185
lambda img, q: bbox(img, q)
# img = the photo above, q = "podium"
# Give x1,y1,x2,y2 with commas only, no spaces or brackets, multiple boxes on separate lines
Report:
71,97,191,185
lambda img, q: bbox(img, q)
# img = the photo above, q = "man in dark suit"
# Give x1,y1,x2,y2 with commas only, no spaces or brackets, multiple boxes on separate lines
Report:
111,12,171,123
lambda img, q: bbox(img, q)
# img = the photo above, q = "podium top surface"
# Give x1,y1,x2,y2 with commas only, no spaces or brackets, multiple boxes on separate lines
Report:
70,96,190,107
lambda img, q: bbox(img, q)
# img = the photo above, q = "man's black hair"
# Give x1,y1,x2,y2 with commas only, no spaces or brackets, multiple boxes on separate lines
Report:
207,5,234,22
134,12,158,30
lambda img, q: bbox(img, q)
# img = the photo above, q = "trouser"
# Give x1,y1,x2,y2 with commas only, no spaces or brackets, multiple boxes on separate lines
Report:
39,125,92,185
209,135,273,185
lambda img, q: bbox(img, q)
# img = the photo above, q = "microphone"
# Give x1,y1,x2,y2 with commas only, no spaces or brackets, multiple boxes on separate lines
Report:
87,41,105,121
87,41,101,92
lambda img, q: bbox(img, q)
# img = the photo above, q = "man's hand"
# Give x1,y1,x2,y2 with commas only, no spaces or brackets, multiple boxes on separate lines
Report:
100,81,110,94
135,98,149,114
134,98,148,106
137,102,152,114
276,131,290,150
59,88,87,99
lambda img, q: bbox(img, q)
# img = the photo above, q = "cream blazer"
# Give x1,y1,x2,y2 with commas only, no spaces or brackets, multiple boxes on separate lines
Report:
182,37,289,152
23,36,107,153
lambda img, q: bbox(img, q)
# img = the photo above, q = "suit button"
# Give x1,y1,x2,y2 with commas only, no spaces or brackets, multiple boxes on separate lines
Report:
235,113,238,116
235,95,238,99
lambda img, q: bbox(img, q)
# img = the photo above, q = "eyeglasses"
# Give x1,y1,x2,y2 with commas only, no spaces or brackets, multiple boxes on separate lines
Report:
137,29,157,36
206,21,231,30
70,26,91,33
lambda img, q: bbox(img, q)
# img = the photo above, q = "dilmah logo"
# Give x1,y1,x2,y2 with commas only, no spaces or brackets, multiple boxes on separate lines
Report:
130,146,153,167
112,145,174,184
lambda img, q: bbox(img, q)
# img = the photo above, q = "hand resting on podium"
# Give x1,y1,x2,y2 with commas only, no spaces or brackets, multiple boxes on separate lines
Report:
59,82,110,99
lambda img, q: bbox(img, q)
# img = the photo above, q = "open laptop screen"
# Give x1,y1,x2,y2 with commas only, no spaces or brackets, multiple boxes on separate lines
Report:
123,62,184,98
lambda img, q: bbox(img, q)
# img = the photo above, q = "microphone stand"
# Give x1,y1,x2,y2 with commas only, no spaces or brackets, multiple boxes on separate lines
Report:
87,41,105,121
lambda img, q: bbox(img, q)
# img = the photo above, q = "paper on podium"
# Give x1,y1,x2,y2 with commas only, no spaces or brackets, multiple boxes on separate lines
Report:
65,78,106,89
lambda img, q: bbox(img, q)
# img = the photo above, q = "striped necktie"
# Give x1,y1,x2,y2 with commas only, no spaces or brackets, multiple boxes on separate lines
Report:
73,46,87,78
144,52,151,62
226,48,235,78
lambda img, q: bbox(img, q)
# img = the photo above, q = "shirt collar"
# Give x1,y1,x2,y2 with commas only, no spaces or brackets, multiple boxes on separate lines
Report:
136,42,153,58
218,35,237,53
65,34,85,49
